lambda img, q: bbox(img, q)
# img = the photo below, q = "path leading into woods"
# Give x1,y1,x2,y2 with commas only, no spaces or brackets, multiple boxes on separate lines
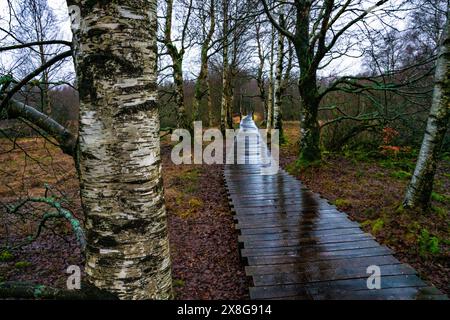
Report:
224,116,447,300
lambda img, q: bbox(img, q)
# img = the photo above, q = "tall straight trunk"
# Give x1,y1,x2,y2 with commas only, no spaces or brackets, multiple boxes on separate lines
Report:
192,0,215,123
404,15,450,209
173,60,188,129
227,83,234,127
164,0,188,129
295,2,321,163
220,0,230,134
276,26,293,145
38,37,51,115
273,13,285,134
255,20,266,124
207,78,213,126
192,52,209,122
68,0,172,299
266,25,275,130
220,61,230,134
257,67,266,123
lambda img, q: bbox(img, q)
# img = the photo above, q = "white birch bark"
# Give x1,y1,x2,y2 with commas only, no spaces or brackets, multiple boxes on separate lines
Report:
67,0,173,299
404,14,450,209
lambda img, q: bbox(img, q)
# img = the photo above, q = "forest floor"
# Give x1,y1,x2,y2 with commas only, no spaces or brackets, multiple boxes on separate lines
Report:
0,136,248,299
279,121,450,295
1,124,448,297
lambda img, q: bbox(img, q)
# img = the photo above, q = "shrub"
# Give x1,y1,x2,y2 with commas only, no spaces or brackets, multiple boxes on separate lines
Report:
418,229,440,256
334,198,352,209
0,250,13,262
390,170,412,180
371,218,385,234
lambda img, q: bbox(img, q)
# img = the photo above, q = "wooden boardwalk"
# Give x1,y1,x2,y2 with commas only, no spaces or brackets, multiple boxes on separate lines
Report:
224,116,447,300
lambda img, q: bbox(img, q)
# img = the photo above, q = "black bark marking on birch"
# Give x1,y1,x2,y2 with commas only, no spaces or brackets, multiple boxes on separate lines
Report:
115,100,158,117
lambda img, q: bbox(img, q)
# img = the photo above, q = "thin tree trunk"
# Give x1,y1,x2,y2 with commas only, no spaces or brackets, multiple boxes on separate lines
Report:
68,0,173,299
192,0,215,123
207,77,214,126
404,15,450,209
266,25,275,130
225,74,234,128
192,56,208,122
220,63,230,133
164,0,188,129
273,12,285,134
173,60,187,128
255,21,266,124
220,0,230,134
39,57,51,116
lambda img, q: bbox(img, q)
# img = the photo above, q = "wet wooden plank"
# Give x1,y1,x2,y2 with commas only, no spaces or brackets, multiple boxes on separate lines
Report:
231,199,330,208
252,263,416,286
238,221,360,234
247,246,393,265
238,227,364,242
230,204,336,214
235,218,351,229
241,239,381,257
251,275,432,300
245,255,400,276
234,208,343,219
243,232,373,249
224,116,446,300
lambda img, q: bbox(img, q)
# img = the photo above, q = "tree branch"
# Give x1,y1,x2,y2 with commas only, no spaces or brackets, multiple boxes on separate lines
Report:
260,0,295,40
0,50,72,112
0,40,72,52
5,98,77,157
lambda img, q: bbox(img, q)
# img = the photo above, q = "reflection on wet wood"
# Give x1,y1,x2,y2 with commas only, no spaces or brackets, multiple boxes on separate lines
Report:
224,116,447,300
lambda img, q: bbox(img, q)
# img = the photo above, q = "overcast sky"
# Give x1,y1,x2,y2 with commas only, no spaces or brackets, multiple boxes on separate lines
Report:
0,0,410,83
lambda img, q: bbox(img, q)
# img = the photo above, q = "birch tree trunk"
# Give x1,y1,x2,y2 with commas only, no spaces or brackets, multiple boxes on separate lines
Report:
67,0,173,299
404,15,450,209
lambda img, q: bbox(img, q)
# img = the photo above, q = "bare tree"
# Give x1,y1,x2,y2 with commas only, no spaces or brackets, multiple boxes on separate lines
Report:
262,0,393,162
273,8,288,134
404,9,450,210
1,0,73,116
254,17,268,123
161,0,193,129
220,0,232,133
191,0,216,125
